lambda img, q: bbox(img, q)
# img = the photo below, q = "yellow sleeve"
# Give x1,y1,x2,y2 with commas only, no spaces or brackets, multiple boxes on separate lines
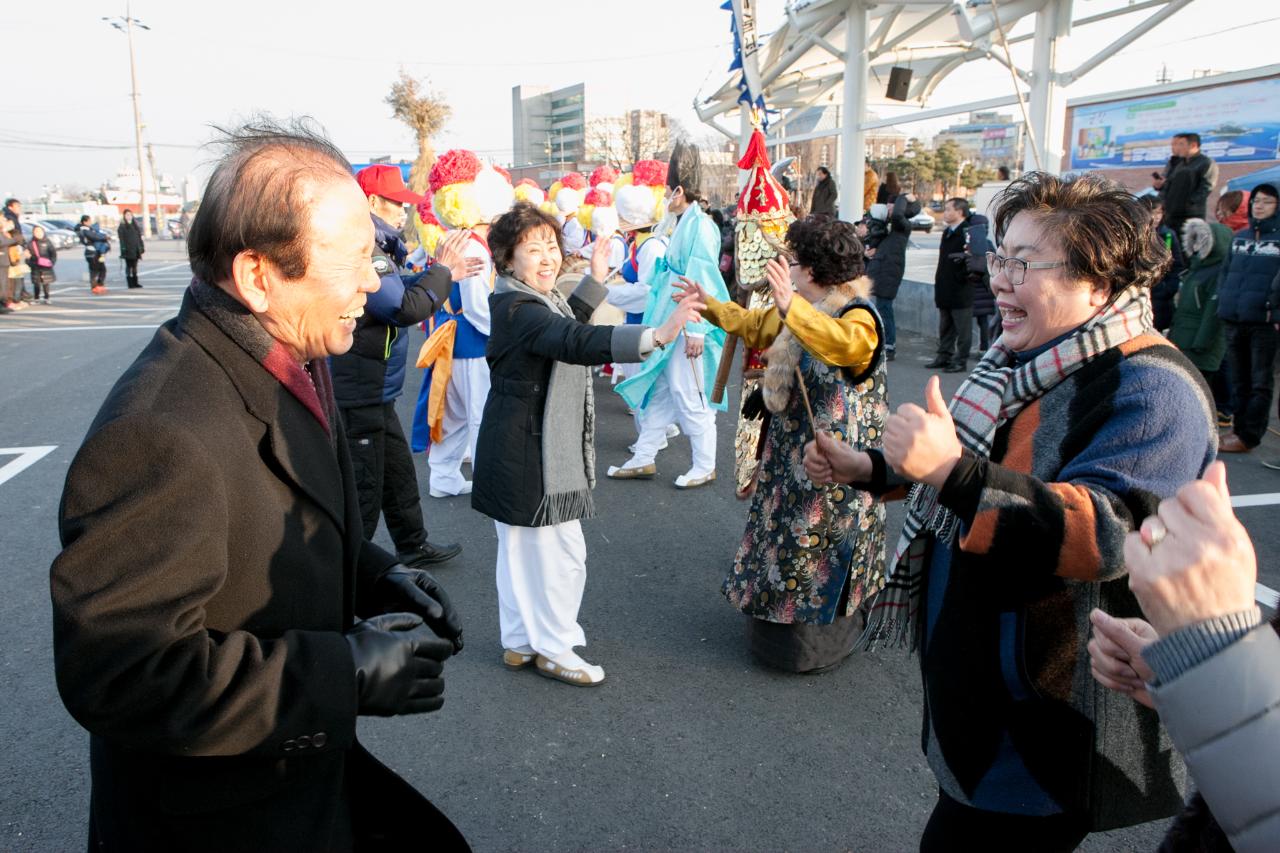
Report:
783,296,879,371
702,296,784,350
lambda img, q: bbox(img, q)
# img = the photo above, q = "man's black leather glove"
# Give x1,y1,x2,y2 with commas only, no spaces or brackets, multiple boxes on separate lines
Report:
345,613,453,716
369,565,464,653
741,386,767,421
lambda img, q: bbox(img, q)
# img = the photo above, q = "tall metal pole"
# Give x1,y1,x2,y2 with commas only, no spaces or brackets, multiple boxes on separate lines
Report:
1024,0,1069,174
838,0,868,222
125,4,152,237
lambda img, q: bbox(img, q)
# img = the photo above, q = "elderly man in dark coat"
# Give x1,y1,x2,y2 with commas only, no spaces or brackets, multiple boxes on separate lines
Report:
50,120,469,852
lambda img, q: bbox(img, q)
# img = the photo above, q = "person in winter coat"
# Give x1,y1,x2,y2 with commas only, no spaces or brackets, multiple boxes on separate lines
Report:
330,164,480,570
876,171,900,206
810,167,837,217
1216,189,1250,233
927,198,974,372
863,163,878,214
1215,183,1280,455
866,193,920,361
1168,218,1230,392
28,224,57,303
1088,462,1280,853
0,215,24,313
1141,196,1186,331
117,210,145,288
1156,133,1218,236
472,203,704,687
965,211,997,352
806,172,1213,850
77,215,110,292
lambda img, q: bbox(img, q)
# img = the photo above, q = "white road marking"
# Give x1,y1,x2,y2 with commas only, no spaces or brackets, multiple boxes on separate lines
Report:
1232,493,1280,508
137,262,191,277
0,324,159,333
0,446,57,487
18,306,178,315
1258,584,1280,609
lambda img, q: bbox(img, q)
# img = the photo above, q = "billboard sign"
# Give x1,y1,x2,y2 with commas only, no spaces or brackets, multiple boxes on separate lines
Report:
1069,76,1280,170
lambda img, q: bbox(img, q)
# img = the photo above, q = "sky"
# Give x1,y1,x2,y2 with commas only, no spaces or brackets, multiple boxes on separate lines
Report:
2,0,1278,199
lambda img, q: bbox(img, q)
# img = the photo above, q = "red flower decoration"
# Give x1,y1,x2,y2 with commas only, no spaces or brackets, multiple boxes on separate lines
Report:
582,188,612,207
415,201,440,226
428,149,482,193
632,159,667,187
559,171,588,190
590,165,619,187
493,165,511,183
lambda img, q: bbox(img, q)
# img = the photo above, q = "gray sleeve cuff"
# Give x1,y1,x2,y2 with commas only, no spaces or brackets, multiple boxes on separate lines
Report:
570,274,607,313
1142,608,1263,685
610,324,647,363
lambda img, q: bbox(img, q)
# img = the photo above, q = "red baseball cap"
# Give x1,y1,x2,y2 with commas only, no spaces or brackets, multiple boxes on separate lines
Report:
355,164,424,205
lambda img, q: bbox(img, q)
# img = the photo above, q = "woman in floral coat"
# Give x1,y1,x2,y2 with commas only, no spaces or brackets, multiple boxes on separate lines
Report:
677,215,887,672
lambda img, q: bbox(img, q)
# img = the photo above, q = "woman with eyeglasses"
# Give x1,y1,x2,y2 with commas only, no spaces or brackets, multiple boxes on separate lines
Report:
677,215,887,673
803,172,1216,849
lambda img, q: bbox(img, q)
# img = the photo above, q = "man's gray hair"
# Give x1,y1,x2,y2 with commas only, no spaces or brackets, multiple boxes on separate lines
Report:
187,116,351,284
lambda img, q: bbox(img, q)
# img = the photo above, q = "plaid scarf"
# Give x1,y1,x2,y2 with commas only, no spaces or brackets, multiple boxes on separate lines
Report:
189,277,337,441
862,285,1154,651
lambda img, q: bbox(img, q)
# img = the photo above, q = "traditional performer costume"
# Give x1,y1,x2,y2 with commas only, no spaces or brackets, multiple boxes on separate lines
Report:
410,150,514,497
606,161,670,385
611,143,730,488
550,172,589,255
405,201,445,270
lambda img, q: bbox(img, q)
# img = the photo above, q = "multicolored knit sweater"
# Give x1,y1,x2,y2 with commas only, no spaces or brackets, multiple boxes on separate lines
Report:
920,333,1216,829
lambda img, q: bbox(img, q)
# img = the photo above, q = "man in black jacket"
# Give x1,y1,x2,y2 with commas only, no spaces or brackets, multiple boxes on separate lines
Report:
1156,133,1218,237
810,166,837,217
51,120,469,851
928,198,974,372
866,193,920,361
330,165,480,570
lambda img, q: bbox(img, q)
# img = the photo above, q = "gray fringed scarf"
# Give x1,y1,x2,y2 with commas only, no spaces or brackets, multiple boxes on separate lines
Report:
493,274,596,526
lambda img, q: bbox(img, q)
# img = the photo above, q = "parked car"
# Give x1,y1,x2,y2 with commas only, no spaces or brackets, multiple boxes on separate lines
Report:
40,218,79,232
909,210,935,233
32,220,80,250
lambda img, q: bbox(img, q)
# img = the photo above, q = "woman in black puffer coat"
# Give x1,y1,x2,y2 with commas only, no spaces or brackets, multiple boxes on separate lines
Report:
117,210,145,288
866,193,919,360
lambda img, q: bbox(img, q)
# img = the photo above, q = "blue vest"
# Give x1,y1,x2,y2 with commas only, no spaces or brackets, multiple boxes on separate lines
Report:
619,234,645,325
434,279,488,358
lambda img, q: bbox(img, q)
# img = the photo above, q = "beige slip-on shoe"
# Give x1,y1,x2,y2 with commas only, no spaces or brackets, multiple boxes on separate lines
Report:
503,649,536,670
534,653,605,687
606,463,656,479
674,470,716,489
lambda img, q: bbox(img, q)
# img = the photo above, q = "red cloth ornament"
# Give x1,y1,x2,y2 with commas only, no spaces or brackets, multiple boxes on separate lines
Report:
415,200,440,226
560,171,588,190
590,165,619,187
582,188,612,207
632,159,667,187
735,126,791,217
428,149,483,194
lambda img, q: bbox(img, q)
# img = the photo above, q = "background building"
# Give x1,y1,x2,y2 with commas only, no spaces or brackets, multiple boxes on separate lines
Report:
512,83,587,169
933,111,1026,169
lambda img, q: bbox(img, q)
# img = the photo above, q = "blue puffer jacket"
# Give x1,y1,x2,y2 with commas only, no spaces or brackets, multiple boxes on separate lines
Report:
330,214,452,407
1217,210,1280,325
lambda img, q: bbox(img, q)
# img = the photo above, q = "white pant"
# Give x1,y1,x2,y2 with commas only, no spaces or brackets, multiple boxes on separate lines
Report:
428,357,489,494
629,345,717,475
495,520,588,657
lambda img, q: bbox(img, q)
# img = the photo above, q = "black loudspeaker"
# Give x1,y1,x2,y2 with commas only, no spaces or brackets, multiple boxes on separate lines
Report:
886,66,912,101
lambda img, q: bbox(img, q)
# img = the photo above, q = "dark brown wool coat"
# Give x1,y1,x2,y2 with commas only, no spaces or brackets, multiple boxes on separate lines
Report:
51,293,465,852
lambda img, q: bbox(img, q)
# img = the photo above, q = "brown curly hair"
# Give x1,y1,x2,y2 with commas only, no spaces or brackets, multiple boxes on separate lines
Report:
786,215,865,286
488,202,566,275
992,172,1170,296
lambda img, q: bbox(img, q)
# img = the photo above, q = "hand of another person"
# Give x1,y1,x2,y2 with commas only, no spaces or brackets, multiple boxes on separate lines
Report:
1088,609,1158,709
433,230,481,281
684,335,705,359
764,256,793,316
883,375,963,490
655,294,705,350
1125,462,1257,637
370,566,464,653
589,233,611,283
345,613,453,716
803,430,872,484
673,275,710,306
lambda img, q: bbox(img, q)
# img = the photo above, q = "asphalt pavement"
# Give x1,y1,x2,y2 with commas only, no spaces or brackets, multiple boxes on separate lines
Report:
1,244,1277,851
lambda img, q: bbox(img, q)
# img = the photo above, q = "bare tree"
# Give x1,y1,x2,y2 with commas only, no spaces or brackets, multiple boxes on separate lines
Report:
386,68,452,194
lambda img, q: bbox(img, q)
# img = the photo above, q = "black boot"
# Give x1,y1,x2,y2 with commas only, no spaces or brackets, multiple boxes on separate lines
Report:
398,540,462,568
925,357,949,369
944,361,968,373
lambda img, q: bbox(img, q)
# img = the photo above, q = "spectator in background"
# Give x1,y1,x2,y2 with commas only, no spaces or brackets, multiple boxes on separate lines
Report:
1216,189,1250,232
866,193,919,362
117,210,145,289
876,171,901,205
0,215,22,313
1156,132,1218,236
965,205,997,353
810,166,837,217
2,198,20,233
1169,218,1232,427
863,161,878,214
1088,462,1280,853
1140,196,1186,332
1216,183,1280,457
926,197,974,373
76,215,110,293
28,224,57,304
4,199,32,304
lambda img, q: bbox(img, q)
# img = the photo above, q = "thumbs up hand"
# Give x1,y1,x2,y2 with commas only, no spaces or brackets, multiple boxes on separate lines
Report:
883,375,963,490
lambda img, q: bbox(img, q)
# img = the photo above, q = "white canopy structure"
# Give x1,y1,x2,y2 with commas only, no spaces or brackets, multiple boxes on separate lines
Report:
698,0,1195,219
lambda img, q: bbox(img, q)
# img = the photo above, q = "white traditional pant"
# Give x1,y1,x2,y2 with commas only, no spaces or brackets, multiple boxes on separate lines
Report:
494,520,588,658
428,356,489,494
628,338,717,475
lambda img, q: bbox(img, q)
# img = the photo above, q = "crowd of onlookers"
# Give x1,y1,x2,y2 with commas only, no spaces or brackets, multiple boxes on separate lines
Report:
1,198,151,313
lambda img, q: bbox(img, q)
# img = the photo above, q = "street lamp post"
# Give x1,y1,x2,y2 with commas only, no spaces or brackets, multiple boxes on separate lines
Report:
104,5,152,238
